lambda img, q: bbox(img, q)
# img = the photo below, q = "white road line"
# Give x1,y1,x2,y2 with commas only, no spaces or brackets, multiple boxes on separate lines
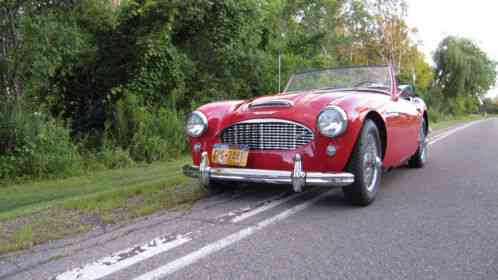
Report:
52,193,301,280
53,235,191,280
428,120,484,146
231,193,301,223
133,191,333,280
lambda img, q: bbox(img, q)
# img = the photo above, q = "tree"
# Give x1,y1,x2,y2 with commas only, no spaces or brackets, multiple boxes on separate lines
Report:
0,0,79,97
397,46,433,92
368,0,408,68
434,36,497,114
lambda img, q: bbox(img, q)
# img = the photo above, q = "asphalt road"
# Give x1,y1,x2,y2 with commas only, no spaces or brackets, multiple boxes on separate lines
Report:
1,118,497,280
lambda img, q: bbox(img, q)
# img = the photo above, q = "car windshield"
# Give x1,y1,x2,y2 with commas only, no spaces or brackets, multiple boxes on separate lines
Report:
284,65,392,93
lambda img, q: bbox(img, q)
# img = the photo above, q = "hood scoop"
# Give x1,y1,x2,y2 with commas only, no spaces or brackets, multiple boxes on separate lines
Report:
249,99,294,109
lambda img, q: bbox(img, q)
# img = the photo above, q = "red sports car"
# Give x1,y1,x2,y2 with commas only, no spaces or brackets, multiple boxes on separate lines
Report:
183,65,428,206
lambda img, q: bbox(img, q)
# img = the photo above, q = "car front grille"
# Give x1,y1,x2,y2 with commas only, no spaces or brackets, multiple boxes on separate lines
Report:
220,119,314,150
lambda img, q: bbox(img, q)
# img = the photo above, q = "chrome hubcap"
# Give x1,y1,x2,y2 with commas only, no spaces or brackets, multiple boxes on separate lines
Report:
363,134,380,192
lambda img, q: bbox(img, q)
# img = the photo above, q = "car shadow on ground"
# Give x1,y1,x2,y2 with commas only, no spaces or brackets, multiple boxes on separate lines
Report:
310,165,418,210
192,163,422,214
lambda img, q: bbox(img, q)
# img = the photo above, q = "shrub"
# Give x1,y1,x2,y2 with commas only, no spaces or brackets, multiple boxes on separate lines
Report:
110,94,186,163
0,98,82,181
129,107,186,163
427,108,446,124
95,147,135,169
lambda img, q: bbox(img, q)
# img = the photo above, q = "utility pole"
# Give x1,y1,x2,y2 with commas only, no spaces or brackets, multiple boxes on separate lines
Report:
278,54,282,93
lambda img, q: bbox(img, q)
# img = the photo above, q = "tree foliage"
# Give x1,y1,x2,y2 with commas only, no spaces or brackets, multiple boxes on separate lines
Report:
434,36,497,114
1,0,496,180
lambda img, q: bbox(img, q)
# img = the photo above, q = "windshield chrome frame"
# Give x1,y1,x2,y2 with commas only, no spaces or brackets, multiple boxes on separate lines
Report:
282,65,393,95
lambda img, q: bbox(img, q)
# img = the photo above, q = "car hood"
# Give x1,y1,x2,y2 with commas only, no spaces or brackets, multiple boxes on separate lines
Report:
220,90,352,129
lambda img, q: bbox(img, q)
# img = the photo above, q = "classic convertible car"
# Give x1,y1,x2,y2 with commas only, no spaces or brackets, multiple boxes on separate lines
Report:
183,65,428,206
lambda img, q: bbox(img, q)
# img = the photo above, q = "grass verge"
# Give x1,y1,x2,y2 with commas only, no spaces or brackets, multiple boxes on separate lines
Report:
0,156,206,255
430,114,486,131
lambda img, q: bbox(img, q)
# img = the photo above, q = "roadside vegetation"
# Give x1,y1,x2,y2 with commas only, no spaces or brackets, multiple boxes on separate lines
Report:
0,157,206,254
430,114,487,131
0,0,497,253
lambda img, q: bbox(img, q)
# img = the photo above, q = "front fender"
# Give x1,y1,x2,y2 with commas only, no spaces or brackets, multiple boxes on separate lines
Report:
189,100,243,165
326,95,389,171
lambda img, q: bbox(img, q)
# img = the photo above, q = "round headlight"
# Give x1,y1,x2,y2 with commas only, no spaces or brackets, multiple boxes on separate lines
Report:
185,111,208,137
317,106,348,138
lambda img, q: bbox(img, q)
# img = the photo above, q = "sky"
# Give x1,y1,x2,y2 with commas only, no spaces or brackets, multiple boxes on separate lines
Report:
406,0,498,98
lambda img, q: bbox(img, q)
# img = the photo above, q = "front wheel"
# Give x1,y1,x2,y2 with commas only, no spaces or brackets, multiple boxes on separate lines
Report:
343,119,383,206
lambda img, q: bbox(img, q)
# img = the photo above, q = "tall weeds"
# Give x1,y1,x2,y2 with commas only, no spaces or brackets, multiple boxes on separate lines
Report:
0,98,82,181
112,94,186,163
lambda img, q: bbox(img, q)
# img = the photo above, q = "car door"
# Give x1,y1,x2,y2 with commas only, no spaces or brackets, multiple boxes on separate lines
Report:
381,94,420,167
381,99,406,166
396,97,420,158
382,67,421,167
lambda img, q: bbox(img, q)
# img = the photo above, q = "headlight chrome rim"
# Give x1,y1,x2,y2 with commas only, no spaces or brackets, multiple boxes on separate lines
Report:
317,106,348,138
185,111,208,138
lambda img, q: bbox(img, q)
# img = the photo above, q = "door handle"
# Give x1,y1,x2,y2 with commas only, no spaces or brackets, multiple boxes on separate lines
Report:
384,112,400,117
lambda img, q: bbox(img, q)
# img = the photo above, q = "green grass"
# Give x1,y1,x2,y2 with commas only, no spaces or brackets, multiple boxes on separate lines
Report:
0,156,206,254
0,157,190,219
431,114,485,131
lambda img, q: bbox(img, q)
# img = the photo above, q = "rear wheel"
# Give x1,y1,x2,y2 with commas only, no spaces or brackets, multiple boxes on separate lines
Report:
408,118,428,168
343,119,382,206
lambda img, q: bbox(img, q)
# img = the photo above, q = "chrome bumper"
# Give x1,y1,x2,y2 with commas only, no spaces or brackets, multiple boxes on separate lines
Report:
183,152,354,192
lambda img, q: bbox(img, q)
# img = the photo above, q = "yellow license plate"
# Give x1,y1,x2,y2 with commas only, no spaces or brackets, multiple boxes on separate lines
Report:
212,144,249,167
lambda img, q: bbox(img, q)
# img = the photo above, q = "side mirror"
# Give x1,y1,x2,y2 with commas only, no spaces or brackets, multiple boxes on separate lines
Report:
398,85,415,99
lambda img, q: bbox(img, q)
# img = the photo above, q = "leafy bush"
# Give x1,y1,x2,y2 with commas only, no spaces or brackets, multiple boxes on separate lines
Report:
130,107,186,162
111,94,186,163
75,133,135,172
0,99,82,181
95,147,135,170
427,108,447,124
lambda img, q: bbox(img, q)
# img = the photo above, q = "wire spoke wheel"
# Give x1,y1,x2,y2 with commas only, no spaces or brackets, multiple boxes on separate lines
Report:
363,134,380,192
343,119,382,206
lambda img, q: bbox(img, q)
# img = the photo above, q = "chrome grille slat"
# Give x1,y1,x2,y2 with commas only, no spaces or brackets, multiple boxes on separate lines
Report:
220,120,314,151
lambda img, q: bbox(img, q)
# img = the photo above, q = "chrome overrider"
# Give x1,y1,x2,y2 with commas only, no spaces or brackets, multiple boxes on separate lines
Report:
183,152,355,192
